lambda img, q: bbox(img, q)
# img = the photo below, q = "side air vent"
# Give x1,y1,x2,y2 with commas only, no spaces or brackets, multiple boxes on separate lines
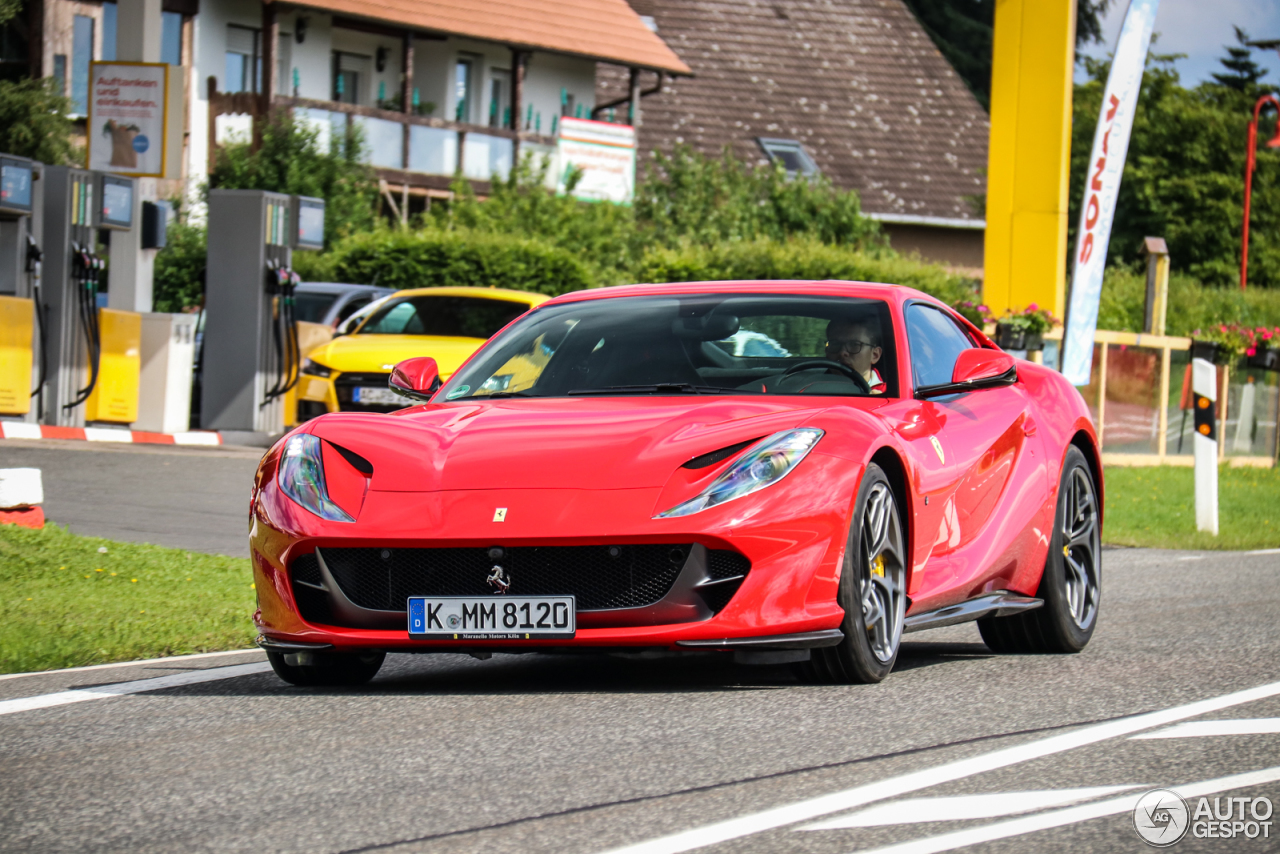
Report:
697,550,752,612
289,554,333,625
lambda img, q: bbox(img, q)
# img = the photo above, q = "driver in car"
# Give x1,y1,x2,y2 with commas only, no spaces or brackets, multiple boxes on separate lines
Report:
825,318,885,394
745,317,885,395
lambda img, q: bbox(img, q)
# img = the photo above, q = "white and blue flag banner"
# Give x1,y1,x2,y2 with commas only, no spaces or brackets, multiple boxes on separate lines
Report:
1062,0,1160,386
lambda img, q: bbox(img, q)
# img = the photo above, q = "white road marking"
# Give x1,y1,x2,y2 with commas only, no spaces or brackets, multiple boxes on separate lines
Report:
597,679,1280,854
798,787,1140,830
0,648,261,682
845,765,1280,854
1246,548,1280,556
0,662,271,716
1131,718,1280,739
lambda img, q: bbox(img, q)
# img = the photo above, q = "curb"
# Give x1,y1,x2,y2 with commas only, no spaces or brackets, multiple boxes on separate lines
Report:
0,421,223,446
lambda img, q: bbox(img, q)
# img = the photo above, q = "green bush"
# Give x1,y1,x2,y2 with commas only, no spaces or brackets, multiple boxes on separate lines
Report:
329,228,594,296
635,238,976,305
635,147,883,249
0,78,78,165
152,220,207,313
1096,267,1280,335
430,159,639,285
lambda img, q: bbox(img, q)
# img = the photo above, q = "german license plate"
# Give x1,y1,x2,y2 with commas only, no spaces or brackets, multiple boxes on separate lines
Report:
408,596,576,639
354,386,401,405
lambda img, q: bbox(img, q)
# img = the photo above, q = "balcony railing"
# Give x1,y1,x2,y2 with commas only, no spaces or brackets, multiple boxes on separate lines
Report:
206,81,557,188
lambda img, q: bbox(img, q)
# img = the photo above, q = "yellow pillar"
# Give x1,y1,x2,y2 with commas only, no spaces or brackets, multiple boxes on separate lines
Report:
983,0,1077,319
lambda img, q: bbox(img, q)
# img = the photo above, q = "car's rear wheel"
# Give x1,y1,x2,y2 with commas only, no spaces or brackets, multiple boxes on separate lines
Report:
978,445,1100,654
266,650,386,686
803,463,907,684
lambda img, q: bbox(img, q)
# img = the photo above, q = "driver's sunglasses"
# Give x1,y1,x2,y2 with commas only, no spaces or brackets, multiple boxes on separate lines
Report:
826,338,873,355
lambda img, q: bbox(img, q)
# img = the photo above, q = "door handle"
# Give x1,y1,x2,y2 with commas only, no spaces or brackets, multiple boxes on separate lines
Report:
1023,417,1038,437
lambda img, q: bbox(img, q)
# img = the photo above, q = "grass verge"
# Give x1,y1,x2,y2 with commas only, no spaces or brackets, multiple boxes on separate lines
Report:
1103,464,1280,551
0,524,256,675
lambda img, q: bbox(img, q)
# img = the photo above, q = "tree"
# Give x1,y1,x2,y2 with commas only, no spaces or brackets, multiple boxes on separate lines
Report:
0,79,77,164
901,0,1112,111
1211,26,1268,92
1069,54,1280,288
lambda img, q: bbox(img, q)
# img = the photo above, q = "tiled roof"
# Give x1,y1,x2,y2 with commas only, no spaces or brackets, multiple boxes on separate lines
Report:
598,0,988,224
274,0,691,74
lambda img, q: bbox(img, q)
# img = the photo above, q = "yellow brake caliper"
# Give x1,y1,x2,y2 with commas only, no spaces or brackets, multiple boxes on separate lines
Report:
871,553,886,578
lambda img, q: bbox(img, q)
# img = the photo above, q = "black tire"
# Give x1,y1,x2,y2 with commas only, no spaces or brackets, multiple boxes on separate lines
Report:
266,650,386,686
978,445,1101,654
802,463,908,684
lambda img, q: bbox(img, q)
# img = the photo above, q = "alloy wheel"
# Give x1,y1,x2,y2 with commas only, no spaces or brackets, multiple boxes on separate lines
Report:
1061,465,1100,630
859,482,907,663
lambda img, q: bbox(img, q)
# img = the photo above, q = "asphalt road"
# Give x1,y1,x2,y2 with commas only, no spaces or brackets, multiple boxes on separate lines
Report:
0,438,264,556
3,539,1279,853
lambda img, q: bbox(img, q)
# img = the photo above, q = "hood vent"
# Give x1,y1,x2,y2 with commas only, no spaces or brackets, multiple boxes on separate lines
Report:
682,437,761,470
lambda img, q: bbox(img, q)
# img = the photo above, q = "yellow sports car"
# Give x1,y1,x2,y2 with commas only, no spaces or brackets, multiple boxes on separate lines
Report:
296,287,549,416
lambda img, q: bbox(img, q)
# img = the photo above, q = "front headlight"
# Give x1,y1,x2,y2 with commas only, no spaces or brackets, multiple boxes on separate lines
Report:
301,359,332,378
655,428,824,518
277,434,354,522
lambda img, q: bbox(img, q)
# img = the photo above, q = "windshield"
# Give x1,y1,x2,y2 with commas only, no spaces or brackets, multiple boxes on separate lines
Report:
357,295,529,339
439,294,897,399
294,292,339,324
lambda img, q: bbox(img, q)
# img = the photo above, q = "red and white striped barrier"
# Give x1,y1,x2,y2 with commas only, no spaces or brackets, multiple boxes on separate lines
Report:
0,421,222,446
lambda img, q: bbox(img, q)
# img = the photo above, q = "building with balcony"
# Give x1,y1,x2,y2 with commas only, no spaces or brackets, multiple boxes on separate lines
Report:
18,0,688,207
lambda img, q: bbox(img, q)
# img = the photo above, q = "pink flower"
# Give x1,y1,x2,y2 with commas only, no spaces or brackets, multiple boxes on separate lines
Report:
1247,346,1258,356
1026,303,1039,312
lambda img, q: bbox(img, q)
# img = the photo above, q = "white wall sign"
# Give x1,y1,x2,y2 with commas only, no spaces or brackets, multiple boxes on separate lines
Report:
1062,0,1160,385
86,62,171,178
555,117,636,204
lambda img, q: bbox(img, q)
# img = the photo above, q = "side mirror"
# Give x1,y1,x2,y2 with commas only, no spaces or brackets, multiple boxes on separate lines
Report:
916,349,1017,399
389,357,441,401
952,349,1016,384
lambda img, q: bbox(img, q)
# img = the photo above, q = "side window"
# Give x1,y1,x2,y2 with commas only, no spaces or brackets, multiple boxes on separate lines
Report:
905,304,974,389
336,297,370,323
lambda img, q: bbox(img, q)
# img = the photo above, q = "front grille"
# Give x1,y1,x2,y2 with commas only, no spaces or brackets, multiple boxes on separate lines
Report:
287,546,754,627
320,545,695,611
334,372,397,412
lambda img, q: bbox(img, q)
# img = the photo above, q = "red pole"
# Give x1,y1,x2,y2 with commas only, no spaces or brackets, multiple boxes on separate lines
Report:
1243,94,1280,291
1243,117,1257,291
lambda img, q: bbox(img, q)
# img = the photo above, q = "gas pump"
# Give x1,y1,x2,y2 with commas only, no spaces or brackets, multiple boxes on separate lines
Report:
38,167,139,427
202,190,320,435
0,154,41,421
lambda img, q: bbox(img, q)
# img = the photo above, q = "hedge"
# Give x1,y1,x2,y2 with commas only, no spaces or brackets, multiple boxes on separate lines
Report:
328,228,594,296
1097,268,1280,336
634,238,977,305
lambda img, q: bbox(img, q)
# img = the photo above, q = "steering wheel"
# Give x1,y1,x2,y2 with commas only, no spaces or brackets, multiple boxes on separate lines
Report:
782,359,872,394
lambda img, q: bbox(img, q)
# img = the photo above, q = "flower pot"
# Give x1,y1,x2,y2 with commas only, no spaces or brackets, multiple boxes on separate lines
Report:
1190,340,1229,365
994,323,1026,351
1022,331,1044,352
1247,346,1280,372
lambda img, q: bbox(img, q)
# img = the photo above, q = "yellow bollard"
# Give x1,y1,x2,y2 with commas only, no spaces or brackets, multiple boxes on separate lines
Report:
85,308,141,424
0,296,34,416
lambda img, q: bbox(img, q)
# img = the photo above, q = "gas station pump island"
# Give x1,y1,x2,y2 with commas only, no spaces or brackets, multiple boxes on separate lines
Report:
0,156,150,429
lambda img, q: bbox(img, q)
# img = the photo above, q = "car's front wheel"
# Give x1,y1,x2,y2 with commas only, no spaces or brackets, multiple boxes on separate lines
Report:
266,650,386,686
804,463,907,684
978,445,1101,654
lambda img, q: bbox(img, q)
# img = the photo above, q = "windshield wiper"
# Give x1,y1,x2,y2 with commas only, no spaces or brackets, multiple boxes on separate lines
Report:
476,390,537,398
567,384,753,396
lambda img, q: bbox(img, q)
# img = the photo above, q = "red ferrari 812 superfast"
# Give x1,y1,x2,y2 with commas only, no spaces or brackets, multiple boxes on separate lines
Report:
250,281,1102,685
